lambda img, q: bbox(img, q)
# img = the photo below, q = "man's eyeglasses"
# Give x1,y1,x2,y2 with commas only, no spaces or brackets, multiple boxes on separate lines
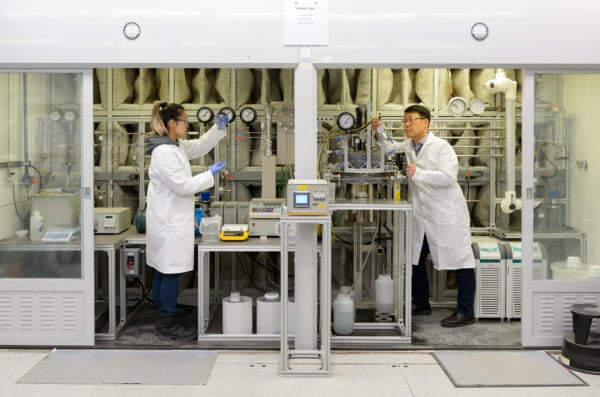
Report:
175,118,189,125
403,117,426,124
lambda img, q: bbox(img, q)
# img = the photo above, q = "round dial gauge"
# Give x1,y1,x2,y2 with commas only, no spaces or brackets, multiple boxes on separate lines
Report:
196,106,214,123
123,22,141,40
239,107,257,124
448,96,467,116
49,109,62,122
469,98,486,115
63,109,78,122
471,22,489,41
218,107,236,123
336,112,355,130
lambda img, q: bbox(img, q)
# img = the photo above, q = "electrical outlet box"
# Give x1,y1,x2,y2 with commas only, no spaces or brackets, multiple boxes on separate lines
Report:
121,248,141,277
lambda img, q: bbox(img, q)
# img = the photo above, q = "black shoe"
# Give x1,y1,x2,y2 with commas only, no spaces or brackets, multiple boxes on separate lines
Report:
154,305,194,317
174,305,195,317
155,314,196,341
411,304,432,315
441,312,475,327
155,322,196,341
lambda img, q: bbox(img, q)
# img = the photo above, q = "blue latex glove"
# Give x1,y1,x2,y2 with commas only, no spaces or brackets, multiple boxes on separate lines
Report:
209,161,227,174
216,113,229,130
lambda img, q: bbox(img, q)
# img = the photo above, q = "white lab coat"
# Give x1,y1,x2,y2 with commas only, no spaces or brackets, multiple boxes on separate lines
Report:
146,125,226,274
384,132,475,270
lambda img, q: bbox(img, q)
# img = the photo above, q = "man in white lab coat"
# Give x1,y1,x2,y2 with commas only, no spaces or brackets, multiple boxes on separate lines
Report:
375,105,476,327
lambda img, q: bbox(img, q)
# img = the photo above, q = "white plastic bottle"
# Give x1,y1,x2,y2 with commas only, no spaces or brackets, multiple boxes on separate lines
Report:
339,286,356,321
30,208,44,241
375,274,394,313
333,294,354,335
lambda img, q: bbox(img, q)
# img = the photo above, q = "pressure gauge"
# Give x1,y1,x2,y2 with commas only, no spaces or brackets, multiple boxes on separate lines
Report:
123,21,141,40
63,109,79,122
336,112,355,131
196,106,214,123
48,109,62,122
471,22,489,41
218,107,236,123
239,107,257,124
469,98,486,115
448,97,467,116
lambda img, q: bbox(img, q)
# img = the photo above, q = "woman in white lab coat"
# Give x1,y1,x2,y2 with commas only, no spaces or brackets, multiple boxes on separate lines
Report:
145,101,228,340
375,105,476,327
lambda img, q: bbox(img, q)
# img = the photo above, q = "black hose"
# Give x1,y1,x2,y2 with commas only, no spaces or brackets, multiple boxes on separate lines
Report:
28,162,43,189
11,182,27,224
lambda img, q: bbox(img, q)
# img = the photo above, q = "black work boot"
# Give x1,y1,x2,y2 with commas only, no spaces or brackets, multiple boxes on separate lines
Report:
155,313,196,341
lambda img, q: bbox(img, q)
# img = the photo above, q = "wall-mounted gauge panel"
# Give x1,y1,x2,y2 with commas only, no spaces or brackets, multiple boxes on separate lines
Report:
469,98,486,115
337,112,355,130
196,106,214,123
49,109,62,122
240,107,257,124
63,109,79,122
218,107,236,123
448,96,467,116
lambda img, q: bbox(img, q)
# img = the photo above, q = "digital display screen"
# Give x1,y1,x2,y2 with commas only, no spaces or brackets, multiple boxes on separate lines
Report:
294,192,310,208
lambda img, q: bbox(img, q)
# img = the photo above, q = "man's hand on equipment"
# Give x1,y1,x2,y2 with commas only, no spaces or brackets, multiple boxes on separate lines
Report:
406,163,416,179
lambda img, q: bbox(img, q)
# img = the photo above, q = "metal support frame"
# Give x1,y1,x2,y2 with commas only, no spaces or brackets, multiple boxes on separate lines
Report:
196,238,296,341
280,215,331,376
329,199,412,347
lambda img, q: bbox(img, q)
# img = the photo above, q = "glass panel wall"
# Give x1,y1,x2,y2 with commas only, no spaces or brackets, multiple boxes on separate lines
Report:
533,73,600,282
0,73,82,279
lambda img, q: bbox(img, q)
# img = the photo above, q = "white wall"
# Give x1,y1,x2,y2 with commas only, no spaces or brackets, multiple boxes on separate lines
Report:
563,74,600,264
1,1,600,68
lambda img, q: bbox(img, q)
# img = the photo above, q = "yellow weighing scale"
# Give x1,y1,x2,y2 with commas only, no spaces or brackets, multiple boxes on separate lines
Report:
219,224,249,241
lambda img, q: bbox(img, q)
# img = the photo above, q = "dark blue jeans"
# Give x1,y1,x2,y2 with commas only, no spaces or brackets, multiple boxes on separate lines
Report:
412,235,476,316
455,267,476,317
412,236,431,310
152,270,181,315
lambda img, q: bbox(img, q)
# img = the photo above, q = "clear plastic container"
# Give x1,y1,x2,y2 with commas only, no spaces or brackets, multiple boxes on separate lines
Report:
551,262,589,280
375,274,394,313
333,294,354,335
199,214,221,241
588,265,600,278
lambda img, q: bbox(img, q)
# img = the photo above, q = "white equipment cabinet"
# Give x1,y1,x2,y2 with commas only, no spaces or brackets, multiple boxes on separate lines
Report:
473,241,506,319
504,242,547,320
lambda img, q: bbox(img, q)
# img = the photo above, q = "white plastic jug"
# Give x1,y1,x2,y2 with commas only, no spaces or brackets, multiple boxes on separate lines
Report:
199,215,222,241
375,274,394,313
339,286,356,321
333,294,354,335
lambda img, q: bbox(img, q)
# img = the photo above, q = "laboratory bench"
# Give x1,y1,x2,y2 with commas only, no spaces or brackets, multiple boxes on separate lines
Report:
0,197,413,349
196,236,300,347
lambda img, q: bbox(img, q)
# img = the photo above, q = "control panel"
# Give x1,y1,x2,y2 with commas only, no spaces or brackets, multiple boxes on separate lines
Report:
286,179,329,216
249,198,286,219
249,198,285,237
121,248,141,277
94,207,131,234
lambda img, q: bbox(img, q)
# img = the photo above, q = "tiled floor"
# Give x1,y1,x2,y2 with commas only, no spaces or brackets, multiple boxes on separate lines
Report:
0,349,599,397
